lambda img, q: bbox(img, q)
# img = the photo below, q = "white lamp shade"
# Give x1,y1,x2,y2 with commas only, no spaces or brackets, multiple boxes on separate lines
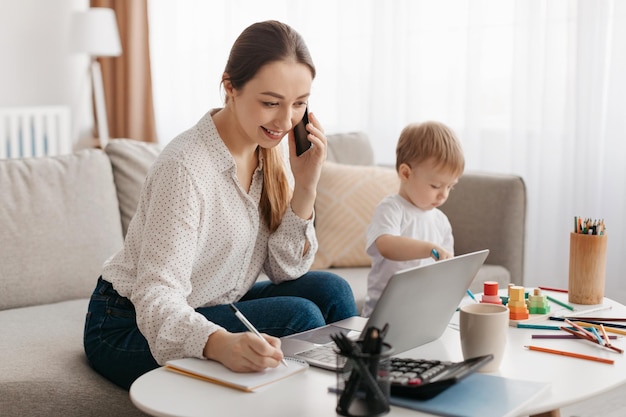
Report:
70,8,122,57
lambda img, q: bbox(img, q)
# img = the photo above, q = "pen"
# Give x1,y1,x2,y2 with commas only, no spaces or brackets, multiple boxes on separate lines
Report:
229,303,288,367
431,248,440,260
466,289,478,303
525,345,614,365
379,323,389,340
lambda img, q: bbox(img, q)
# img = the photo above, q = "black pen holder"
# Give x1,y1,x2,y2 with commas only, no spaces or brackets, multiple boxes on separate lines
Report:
335,342,393,417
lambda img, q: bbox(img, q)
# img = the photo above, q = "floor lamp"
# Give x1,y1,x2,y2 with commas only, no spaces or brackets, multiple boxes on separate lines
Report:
70,8,122,148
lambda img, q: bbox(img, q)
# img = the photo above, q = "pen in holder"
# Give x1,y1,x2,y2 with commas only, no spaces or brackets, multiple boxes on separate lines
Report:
332,327,393,417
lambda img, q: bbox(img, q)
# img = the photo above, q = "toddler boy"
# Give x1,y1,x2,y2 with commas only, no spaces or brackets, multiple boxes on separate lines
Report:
362,121,465,317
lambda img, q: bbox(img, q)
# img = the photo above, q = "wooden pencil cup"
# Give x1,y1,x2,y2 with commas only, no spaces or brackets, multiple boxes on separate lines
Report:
568,232,607,305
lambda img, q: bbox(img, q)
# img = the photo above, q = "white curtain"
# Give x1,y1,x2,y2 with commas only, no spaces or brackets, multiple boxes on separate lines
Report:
149,0,626,301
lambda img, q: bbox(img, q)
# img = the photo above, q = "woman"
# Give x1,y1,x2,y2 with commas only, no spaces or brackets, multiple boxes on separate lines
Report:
84,20,357,390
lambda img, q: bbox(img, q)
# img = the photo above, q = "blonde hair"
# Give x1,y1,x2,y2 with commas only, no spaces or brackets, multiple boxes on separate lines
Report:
259,148,291,232
395,121,464,177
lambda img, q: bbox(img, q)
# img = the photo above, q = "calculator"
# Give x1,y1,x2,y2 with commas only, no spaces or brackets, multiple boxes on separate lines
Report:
389,354,493,400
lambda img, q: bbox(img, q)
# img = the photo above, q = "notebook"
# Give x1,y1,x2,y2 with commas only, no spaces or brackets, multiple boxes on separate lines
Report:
281,249,490,370
165,357,308,392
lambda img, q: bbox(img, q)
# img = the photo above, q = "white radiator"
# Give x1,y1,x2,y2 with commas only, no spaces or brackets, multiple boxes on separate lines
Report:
0,106,72,159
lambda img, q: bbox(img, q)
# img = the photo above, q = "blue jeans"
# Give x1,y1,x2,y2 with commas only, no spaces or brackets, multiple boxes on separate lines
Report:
83,271,357,390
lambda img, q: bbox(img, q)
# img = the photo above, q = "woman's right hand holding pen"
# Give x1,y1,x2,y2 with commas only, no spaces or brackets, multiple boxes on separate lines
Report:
203,329,285,372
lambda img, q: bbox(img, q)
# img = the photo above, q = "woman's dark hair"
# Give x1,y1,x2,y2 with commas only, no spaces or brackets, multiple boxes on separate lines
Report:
223,21,315,233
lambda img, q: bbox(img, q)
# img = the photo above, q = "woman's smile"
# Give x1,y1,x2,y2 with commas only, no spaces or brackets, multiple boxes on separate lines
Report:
261,126,284,140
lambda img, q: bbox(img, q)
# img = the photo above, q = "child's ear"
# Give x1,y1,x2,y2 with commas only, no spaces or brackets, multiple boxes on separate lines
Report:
398,163,412,181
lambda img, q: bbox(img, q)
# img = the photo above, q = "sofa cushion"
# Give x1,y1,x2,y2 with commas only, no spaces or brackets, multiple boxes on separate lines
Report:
104,134,372,238
440,172,526,285
312,161,399,269
0,299,146,417
105,139,161,236
0,150,124,310
326,131,375,166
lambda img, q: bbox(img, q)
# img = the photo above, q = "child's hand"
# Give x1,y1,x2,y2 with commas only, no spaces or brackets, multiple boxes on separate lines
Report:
432,246,453,261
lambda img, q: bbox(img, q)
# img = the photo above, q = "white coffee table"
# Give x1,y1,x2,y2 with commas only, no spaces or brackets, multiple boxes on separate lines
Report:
130,295,626,417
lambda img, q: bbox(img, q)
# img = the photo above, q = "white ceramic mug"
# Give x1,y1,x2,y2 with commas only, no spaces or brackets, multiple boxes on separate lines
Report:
459,303,509,372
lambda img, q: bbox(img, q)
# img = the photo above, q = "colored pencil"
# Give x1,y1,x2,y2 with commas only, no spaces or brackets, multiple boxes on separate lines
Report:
517,324,563,330
598,325,624,354
546,296,575,311
560,325,596,343
517,323,582,331
560,324,624,354
538,286,568,293
600,324,610,345
525,345,614,365
565,319,598,340
569,319,626,330
572,321,626,337
563,317,626,322
590,327,605,344
531,334,617,340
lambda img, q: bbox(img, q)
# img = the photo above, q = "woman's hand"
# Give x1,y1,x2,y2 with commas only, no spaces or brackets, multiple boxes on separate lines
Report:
203,329,285,372
289,111,327,220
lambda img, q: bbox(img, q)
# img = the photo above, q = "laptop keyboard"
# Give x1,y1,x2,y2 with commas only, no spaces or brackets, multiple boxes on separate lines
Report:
295,344,346,370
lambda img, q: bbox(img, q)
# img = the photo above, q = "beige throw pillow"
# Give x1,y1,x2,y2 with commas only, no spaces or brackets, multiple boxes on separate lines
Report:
105,139,161,236
312,161,400,269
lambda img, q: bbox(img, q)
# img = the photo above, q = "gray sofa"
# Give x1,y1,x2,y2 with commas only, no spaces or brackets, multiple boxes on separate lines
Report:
0,132,526,417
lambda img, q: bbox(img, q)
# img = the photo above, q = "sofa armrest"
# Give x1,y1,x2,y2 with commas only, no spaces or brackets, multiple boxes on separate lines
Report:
0,150,124,310
440,172,527,286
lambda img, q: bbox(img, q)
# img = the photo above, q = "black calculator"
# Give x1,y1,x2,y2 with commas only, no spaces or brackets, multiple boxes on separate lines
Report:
389,354,493,400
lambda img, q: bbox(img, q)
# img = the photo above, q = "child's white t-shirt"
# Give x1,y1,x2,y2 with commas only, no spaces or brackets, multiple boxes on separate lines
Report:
362,194,454,317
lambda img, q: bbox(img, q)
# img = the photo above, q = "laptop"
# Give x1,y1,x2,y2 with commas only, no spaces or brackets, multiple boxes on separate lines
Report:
281,249,489,370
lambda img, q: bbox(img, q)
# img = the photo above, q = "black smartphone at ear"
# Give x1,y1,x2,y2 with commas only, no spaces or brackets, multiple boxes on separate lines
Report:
294,108,311,156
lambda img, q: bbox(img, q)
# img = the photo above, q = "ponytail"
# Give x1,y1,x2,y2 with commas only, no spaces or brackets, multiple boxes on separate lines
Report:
259,147,290,232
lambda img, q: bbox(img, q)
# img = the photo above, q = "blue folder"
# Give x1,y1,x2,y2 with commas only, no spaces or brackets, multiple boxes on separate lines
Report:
390,373,550,417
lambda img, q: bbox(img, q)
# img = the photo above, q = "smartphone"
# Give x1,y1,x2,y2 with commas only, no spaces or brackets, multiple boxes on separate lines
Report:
294,108,311,156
